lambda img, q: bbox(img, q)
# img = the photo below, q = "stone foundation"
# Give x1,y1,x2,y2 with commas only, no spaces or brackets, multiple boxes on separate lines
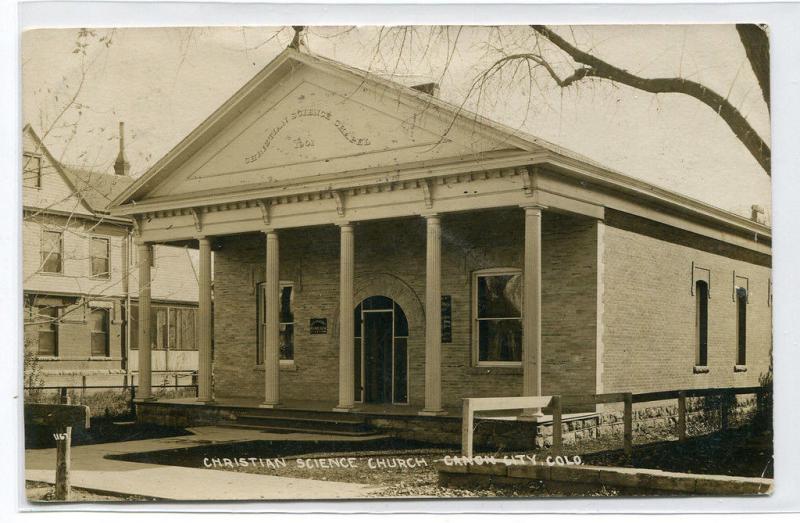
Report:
535,395,760,448
137,393,762,451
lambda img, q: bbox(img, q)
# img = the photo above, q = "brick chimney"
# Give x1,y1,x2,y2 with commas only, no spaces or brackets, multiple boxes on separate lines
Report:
751,204,766,224
289,26,308,51
114,121,130,176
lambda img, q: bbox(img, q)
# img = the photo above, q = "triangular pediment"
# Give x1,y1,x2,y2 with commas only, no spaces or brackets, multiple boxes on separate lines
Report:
120,50,539,204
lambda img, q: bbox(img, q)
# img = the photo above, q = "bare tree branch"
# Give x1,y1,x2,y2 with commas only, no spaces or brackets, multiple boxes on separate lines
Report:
736,23,770,110
531,25,771,175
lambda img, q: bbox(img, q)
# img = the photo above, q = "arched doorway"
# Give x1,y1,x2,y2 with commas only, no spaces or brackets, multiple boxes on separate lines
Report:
354,296,408,405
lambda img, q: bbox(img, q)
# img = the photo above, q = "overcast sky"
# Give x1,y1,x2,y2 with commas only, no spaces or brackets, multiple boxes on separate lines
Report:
22,25,771,219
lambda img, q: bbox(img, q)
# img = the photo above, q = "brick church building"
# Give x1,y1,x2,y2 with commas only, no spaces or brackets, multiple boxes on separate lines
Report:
109,44,771,424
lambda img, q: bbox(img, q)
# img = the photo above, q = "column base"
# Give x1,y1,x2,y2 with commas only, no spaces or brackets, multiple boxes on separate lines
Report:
418,409,448,417
333,405,358,413
196,398,215,404
259,403,282,409
133,396,156,402
517,409,544,421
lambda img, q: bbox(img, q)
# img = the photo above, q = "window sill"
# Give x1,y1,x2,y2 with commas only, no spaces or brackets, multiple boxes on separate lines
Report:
89,356,115,361
35,356,59,361
693,365,710,374
254,361,298,372
734,365,748,373
469,366,523,376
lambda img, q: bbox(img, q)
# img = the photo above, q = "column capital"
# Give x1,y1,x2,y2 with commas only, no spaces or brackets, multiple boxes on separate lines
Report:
335,220,353,229
520,203,547,213
421,212,441,221
262,228,278,236
195,235,212,243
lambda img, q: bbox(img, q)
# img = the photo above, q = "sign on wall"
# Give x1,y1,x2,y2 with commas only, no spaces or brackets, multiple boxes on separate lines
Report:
441,295,452,343
310,318,328,335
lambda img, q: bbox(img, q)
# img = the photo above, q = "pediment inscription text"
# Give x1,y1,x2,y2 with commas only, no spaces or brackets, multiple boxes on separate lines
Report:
245,108,372,164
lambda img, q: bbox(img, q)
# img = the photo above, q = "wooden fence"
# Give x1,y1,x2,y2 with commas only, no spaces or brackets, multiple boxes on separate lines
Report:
24,376,198,419
462,385,766,458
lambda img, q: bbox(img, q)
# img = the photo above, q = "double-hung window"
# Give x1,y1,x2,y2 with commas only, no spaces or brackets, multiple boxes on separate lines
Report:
256,282,295,364
37,305,59,356
473,269,523,365
23,152,42,189
736,287,747,366
41,230,63,273
90,308,110,357
695,280,709,367
91,237,110,278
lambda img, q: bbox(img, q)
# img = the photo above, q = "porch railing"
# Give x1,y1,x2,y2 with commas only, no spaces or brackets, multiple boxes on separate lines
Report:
461,385,768,458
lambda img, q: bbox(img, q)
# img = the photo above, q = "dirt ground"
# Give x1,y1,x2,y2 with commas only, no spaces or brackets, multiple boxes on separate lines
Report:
219,449,619,498
101,422,774,498
25,481,155,502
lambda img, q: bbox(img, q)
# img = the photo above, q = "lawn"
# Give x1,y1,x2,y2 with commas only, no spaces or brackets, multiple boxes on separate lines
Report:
581,426,773,478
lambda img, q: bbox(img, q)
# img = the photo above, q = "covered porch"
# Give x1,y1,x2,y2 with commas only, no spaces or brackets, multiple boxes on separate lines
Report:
132,202,588,417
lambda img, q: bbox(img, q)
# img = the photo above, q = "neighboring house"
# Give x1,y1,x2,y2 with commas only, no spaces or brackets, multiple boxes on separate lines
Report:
110,46,771,423
22,124,200,388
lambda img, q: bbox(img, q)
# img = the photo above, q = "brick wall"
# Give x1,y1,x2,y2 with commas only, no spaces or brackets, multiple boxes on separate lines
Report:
213,208,600,408
602,221,771,394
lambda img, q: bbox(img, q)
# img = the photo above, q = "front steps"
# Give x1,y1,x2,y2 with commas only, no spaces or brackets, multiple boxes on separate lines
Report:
219,409,383,437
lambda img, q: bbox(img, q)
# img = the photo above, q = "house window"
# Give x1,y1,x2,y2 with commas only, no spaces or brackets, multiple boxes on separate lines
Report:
40,230,63,273
256,282,294,364
473,269,523,365
90,308,110,357
129,304,139,349
23,153,42,188
129,303,196,351
91,237,110,278
37,306,59,356
695,280,709,367
736,287,747,366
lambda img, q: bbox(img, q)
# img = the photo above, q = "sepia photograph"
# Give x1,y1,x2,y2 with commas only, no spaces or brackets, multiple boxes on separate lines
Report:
19,19,775,503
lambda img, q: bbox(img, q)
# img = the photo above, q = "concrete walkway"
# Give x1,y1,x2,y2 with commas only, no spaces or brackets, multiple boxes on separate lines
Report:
25,426,379,500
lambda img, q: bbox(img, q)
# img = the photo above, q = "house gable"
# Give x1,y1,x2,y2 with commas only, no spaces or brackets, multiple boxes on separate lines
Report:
119,49,537,204
23,127,95,217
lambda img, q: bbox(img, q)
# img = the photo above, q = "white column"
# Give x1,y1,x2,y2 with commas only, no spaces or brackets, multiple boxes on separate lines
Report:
335,223,355,411
261,230,281,407
420,214,445,415
197,237,213,402
521,205,546,419
136,241,153,399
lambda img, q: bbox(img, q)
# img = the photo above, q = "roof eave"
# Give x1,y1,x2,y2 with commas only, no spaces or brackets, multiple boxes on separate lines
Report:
542,152,771,240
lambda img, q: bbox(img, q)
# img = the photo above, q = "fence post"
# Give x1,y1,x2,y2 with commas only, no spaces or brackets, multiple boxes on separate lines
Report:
721,391,730,431
677,391,687,442
461,399,474,458
623,393,633,459
54,392,72,500
130,384,136,419
59,387,67,405
551,395,562,455
175,373,179,391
